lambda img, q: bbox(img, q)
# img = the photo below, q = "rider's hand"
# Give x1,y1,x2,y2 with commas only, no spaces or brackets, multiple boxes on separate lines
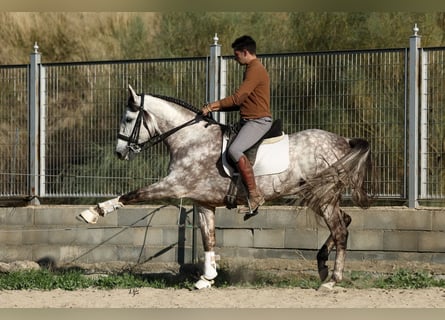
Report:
201,103,212,116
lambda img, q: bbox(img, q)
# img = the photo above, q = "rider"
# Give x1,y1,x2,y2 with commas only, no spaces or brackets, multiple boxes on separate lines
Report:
202,35,272,214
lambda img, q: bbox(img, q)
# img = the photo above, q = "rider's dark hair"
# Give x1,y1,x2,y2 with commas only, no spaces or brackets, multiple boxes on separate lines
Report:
231,35,256,54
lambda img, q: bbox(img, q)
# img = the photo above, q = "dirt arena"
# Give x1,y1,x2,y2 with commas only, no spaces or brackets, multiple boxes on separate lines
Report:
1,258,445,308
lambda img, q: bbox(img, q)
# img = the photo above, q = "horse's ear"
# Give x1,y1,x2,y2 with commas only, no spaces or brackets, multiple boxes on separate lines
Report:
128,85,138,102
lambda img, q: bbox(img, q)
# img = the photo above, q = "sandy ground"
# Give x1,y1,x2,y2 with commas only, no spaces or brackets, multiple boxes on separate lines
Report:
1,258,445,308
1,286,445,308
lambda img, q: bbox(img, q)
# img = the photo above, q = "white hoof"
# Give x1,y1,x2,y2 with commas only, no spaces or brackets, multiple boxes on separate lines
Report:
319,281,336,291
194,276,214,290
77,207,99,224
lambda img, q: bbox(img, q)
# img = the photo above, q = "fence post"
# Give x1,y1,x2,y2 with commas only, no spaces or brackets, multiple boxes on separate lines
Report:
28,42,42,205
419,32,428,200
408,25,421,208
207,33,227,124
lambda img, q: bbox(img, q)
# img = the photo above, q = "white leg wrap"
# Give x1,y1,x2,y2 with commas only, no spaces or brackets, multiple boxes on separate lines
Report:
319,281,336,291
78,207,100,224
203,251,218,280
97,197,124,216
193,251,219,290
77,197,124,224
194,276,214,290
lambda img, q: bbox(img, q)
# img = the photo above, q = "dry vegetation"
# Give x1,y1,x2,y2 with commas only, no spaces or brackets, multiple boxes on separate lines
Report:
1,12,445,64
0,12,160,64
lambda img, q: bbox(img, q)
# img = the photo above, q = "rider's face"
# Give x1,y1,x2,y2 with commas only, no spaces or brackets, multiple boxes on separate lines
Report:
233,49,248,65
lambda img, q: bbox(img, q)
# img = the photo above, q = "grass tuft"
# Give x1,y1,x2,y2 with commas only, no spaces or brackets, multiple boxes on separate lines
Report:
0,267,444,291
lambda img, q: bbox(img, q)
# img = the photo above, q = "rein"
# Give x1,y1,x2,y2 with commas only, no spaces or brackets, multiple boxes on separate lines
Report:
118,94,220,153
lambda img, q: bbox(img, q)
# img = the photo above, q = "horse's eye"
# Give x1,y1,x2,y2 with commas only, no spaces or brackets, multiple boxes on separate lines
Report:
125,117,133,123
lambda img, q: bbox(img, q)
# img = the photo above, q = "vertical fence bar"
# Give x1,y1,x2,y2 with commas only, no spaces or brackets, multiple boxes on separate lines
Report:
28,43,41,205
408,25,421,208
39,63,46,197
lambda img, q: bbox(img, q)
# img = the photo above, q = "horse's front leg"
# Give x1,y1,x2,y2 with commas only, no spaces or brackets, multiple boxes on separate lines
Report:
78,180,179,224
193,205,218,290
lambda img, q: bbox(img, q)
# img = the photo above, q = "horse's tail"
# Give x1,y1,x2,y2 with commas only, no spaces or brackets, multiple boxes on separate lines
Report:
297,137,374,213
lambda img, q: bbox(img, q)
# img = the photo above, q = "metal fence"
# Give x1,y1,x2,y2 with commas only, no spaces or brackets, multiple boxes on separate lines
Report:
0,30,443,207
0,65,29,196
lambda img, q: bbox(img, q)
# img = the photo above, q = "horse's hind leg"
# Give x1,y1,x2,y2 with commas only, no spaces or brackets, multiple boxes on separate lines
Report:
319,205,351,290
317,209,351,281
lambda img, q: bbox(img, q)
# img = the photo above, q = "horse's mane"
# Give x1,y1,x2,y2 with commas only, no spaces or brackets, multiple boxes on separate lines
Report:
151,94,201,114
149,93,226,129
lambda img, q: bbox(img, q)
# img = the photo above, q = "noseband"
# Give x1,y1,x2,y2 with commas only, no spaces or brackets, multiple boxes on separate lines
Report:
117,94,217,154
117,94,150,153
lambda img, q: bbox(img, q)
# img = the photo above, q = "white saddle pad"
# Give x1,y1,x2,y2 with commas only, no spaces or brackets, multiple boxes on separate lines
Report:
222,132,290,177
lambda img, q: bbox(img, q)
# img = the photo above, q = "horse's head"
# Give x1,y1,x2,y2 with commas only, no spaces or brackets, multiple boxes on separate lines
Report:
115,85,158,160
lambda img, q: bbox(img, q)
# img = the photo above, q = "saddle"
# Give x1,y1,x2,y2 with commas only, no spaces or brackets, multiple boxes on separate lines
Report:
225,119,284,168
222,119,290,209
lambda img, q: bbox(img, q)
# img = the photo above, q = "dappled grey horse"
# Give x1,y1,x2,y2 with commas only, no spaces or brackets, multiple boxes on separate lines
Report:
79,85,373,290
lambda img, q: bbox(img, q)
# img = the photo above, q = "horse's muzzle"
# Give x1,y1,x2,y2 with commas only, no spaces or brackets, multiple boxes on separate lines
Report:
115,150,129,160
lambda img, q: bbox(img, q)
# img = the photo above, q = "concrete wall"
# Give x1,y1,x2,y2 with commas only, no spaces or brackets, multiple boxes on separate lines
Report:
0,205,444,266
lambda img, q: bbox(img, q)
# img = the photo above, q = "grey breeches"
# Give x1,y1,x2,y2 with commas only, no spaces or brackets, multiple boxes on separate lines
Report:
228,117,272,163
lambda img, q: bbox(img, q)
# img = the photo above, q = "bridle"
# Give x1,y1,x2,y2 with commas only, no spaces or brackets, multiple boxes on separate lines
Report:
117,94,219,154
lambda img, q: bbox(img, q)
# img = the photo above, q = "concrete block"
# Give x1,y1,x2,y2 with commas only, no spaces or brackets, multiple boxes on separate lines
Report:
162,226,190,246
217,207,270,228
0,207,34,226
215,208,241,227
418,231,445,252
253,229,284,248
317,229,331,248
346,209,365,229
363,211,398,230
0,245,33,261
104,227,163,246
220,229,253,247
432,210,445,231
45,228,77,245
348,230,384,251
117,206,185,227
362,208,432,231
34,207,77,226
66,245,118,263
394,211,432,231
0,228,23,245
58,245,87,263
74,228,105,245
432,253,445,264
383,231,418,251
134,245,179,263
284,228,318,249
263,207,299,228
22,229,49,245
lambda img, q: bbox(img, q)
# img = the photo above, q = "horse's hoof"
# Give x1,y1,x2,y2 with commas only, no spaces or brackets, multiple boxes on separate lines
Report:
194,276,214,290
318,281,336,291
77,207,99,224
318,266,329,282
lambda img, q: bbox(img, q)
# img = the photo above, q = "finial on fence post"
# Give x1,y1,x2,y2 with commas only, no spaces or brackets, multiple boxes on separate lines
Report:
213,33,219,45
33,42,39,54
413,24,419,36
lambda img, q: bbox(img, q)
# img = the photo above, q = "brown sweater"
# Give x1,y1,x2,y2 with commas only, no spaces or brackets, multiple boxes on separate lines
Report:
219,58,271,119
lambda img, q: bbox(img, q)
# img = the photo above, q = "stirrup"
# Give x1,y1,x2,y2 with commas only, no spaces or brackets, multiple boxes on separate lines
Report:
238,192,264,214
